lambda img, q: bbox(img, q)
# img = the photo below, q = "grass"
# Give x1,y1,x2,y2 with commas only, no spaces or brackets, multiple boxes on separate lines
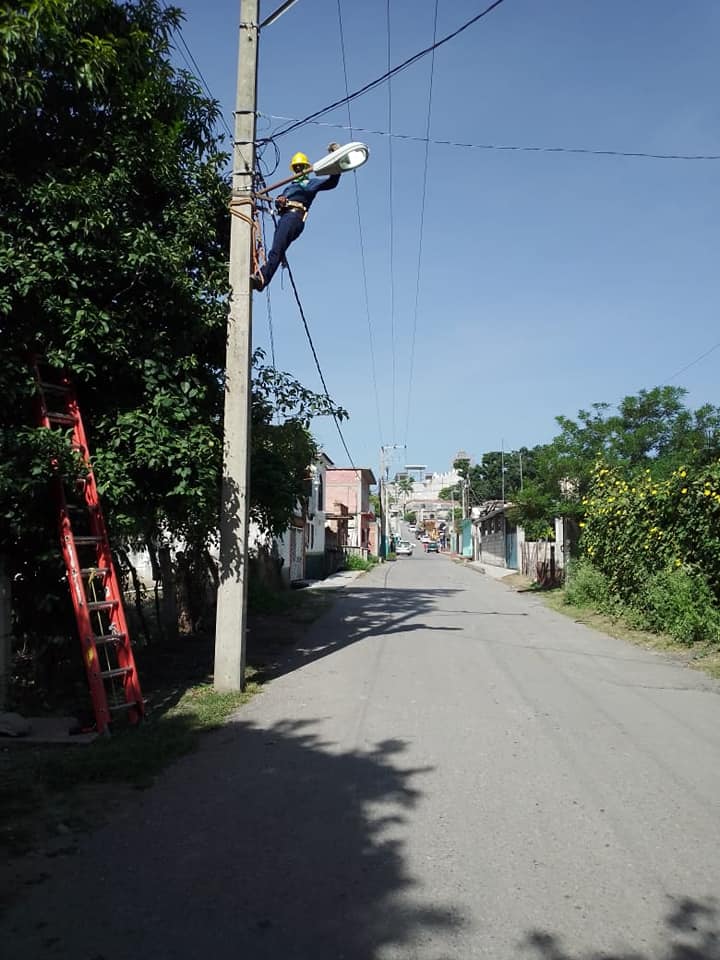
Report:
543,591,720,680
2,580,337,860
0,674,260,857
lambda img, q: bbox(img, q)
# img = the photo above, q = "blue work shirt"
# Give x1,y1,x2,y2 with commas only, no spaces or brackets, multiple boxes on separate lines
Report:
281,173,340,210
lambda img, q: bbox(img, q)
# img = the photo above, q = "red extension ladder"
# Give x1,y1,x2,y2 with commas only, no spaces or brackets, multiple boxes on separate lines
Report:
33,362,144,734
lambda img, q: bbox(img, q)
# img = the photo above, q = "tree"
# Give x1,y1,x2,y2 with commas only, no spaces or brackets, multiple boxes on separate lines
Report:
0,2,347,680
510,387,720,536
1,0,230,551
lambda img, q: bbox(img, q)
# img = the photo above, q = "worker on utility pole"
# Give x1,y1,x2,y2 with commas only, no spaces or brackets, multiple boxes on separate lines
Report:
251,143,342,291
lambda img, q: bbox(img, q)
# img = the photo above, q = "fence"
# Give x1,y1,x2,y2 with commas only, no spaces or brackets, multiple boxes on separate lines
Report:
521,540,563,587
324,545,369,576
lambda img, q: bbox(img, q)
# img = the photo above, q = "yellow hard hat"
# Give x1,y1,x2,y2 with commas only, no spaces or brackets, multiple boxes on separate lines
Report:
290,151,310,171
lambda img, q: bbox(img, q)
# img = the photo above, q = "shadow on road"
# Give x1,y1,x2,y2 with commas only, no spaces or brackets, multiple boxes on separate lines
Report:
249,585,467,680
1,716,466,959
523,896,720,960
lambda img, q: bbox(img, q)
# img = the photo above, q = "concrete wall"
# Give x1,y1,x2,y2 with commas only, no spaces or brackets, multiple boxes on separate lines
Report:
478,514,506,567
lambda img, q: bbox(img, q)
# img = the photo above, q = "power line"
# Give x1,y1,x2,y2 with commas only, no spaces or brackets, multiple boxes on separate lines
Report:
336,0,384,448
261,114,720,162
386,0,397,445
266,0,508,140
283,258,360,473
665,339,720,383
404,0,439,453
159,0,233,140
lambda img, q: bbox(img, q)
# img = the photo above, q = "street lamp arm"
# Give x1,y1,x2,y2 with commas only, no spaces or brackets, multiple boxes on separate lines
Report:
260,0,300,29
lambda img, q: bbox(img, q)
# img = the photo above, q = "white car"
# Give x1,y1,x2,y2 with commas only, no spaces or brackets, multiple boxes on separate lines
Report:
396,540,413,556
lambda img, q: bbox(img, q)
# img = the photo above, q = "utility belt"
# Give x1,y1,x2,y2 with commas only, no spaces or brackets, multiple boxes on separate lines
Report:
277,199,308,222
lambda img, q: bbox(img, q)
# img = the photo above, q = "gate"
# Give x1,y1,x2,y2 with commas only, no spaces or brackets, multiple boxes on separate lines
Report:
505,529,518,569
289,527,304,581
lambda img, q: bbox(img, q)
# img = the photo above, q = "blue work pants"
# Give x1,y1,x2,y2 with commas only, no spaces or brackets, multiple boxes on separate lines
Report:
260,211,305,287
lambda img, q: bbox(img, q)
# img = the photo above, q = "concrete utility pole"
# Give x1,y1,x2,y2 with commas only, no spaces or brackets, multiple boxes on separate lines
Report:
214,0,258,692
379,444,404,556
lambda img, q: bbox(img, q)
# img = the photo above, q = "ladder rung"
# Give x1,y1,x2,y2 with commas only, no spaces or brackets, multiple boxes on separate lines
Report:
93,632,126,646
47,411,78,425
81,567,109,578
74,535,103,545
88,600,118,613
108,700,141,713
100,667,132,680
39,381,70,395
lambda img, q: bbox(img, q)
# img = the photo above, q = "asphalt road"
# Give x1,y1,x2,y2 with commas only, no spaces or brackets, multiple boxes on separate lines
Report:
3,548,720,959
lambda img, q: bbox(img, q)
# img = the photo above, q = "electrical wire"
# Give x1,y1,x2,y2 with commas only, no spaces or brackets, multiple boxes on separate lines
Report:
283,258,360,473
336,0,384,448
665,339,720,383
404,0,439,453
159,0,233,140
386,0,397,445
266,0,508,141
260,114,720,162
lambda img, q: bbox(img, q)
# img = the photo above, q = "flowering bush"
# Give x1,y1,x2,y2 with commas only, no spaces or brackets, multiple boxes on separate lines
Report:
576,460,720,643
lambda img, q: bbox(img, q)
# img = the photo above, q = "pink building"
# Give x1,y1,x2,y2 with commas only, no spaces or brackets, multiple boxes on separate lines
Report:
324,467,377,553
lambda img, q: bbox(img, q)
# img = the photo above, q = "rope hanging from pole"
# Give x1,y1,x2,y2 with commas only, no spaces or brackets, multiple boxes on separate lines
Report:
228,195,268,276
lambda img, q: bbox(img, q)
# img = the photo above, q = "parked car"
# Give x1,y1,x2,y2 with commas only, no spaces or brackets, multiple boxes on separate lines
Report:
396,540,413,556
426,540,439,553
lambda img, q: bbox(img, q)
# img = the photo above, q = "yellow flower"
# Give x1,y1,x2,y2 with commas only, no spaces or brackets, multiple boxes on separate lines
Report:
704,489,712,496
681,488,687,494
674,558,682,566
679,470,687,478
579,521,585,528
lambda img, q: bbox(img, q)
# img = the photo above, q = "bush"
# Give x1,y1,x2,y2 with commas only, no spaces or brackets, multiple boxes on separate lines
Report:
564,558,613,609
629,567,720,645
345,553,372,571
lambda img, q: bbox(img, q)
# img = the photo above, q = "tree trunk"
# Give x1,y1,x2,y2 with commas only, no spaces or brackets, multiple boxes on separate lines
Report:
158,544,179,644
0,553,11,710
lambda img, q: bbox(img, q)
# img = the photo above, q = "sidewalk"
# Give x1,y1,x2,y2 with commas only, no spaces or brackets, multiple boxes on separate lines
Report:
466,558,517,581
305,568,366,590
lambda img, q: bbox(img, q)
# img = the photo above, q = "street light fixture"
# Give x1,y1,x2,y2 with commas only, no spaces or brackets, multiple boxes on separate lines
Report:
312,142,370,175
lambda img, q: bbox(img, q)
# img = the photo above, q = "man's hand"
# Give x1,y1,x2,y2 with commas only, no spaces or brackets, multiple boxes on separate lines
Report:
327,141,341,153
275,195,288,209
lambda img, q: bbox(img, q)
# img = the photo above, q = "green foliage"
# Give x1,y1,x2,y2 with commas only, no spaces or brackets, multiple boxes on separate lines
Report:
628,567,720,646
1,0,231,553
396,476,414,498
506,482,556,541
0,0,347,707
563,558,613,610
345,553,372,571
404,511,416,524
569,459,720,646
580,461,720,599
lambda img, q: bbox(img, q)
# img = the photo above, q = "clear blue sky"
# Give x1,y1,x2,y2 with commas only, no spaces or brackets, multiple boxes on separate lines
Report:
171,0,720,477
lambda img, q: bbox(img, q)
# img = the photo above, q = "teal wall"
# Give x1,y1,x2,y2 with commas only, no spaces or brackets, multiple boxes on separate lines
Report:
461,519,473,558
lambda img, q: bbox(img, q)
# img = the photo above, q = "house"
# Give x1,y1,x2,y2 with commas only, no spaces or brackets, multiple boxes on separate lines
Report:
304,453,333,579
249,452,332,586
324,467,377,556
471,501,521,570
